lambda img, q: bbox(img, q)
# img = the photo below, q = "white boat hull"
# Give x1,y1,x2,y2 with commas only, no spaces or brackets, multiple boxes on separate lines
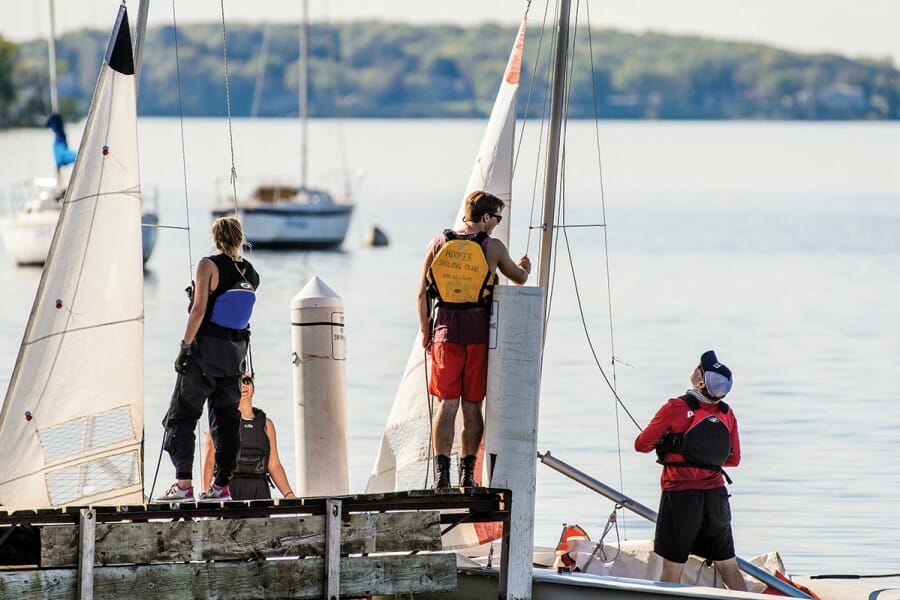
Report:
402,564,900,600
0,210,158,265
0,210,58,265
211,202,354,249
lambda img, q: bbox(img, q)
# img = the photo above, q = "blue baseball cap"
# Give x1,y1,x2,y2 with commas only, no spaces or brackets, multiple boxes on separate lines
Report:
700,350,732,399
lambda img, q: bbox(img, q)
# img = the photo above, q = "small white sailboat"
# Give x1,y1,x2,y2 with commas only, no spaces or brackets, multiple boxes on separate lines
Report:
369,3,900,599
0,0,158,267
0,4,144,508
211,0,354,249
0,178,159,266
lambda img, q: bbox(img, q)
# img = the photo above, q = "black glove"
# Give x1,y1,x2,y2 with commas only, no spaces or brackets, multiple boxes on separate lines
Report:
175,342,191,374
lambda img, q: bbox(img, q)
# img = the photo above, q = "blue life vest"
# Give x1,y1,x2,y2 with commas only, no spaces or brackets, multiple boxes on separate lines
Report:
199,254,259,331
210,278,256,329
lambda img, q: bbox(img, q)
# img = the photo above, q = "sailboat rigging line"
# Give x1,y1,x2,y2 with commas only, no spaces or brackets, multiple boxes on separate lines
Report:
423,347,435,489
218,0,239,214
250,24,271,118
326,24,353,198
528,223,607,229
523,0,555,259
146,0,195,499
576,0,635,508
152,224,190,231
511,0,536,178
169,0,194,276
584,0,619,395
560,223,642,432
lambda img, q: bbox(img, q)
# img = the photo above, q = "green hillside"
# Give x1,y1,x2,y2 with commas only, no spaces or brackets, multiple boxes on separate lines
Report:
1,21,898,126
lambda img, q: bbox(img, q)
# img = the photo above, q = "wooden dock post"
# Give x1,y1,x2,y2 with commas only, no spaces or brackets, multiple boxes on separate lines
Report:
77,508,95,600
325,498,341,600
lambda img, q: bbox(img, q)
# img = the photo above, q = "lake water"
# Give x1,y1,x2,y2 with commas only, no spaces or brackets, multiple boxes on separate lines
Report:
1,118,899,578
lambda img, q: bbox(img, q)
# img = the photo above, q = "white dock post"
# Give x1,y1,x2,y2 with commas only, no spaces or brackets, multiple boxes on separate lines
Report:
484,285,544,600
291,276,349,497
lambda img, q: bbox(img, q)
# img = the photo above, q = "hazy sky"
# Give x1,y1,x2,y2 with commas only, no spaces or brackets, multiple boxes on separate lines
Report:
2,0,898,65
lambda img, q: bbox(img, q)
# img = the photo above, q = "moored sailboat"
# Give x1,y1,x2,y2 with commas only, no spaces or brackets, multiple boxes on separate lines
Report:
0,0,158,267
369,2,900,599
210,0,355,249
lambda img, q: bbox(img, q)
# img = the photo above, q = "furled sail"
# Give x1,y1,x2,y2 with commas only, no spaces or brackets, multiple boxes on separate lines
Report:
366,17,526,548
0,6,144,508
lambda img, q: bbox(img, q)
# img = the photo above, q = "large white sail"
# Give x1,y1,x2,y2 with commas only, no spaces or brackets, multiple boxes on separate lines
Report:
366,17,526,546
0,6,144,508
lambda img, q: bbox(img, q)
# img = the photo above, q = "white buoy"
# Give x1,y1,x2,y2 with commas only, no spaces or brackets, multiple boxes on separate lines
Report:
291,276,349,497
483,285,544,600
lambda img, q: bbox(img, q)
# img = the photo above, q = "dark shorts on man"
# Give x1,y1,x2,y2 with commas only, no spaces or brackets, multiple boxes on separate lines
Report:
654,487,736,563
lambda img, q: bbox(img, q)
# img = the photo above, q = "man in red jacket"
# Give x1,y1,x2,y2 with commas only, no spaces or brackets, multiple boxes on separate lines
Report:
634,350,746,591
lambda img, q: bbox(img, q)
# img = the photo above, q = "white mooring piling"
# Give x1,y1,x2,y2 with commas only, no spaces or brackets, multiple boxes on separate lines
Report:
483,285,545,600
291,276,349,497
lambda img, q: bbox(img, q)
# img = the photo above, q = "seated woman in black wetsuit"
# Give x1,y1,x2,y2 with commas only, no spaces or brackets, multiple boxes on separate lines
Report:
202,373,295,500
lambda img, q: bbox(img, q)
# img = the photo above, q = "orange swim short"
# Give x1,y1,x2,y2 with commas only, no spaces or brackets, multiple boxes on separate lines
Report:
428,342,488,402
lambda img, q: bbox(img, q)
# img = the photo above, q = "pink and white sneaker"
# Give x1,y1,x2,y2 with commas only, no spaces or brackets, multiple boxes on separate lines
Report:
156,482,194,502
198,484,232,502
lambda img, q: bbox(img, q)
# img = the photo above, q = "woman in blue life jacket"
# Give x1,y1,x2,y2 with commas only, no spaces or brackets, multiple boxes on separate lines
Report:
201,373,295,500
158,217,260,502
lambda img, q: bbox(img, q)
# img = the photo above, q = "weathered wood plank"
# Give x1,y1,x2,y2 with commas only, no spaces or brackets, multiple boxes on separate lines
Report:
324,499,341,600
1,554,457,599
41,511,442,567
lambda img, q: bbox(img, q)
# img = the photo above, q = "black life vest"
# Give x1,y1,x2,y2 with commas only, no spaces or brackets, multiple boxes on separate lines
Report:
425,230,495,309
233,408,270,478
655,394,734,482
189,254,260,333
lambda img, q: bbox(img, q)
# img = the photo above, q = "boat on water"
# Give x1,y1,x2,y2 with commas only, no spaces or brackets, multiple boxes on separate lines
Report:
0,177,159,266
368,3,900,599
0,0,157,267
210,0,355,249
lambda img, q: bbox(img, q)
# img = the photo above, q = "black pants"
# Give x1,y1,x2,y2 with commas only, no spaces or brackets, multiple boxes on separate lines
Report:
229,476,271,500
163,357,241,487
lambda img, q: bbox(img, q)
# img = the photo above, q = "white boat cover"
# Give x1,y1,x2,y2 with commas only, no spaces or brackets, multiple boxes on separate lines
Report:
0,6,144,508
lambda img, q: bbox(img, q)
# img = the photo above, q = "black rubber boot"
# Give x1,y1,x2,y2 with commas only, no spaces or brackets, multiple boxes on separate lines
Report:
434,455,451,490
459,454,478,488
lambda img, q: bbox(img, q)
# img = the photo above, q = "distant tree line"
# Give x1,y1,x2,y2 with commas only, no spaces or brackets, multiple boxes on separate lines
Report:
1,21,898,126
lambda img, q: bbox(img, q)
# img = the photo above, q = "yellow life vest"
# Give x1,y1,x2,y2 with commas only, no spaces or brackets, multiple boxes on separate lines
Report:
426,230,495,306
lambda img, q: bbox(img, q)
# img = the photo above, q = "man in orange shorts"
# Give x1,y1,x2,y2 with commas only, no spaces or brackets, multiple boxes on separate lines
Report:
418,190,531,489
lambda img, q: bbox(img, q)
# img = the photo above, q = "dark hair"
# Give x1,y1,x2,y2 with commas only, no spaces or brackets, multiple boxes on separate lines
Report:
464,190,505,223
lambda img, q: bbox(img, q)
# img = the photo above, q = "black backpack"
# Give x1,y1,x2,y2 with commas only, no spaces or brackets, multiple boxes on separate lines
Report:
655,394,734,482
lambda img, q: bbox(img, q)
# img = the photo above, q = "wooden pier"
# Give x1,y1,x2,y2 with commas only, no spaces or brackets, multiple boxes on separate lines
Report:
0,488,512,599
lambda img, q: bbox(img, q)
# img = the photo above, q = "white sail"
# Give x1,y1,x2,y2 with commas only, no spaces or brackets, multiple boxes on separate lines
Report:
0,6,144,508
366,18,526,547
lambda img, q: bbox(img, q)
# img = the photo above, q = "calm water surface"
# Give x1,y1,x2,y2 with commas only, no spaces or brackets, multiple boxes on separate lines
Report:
1,118,898,577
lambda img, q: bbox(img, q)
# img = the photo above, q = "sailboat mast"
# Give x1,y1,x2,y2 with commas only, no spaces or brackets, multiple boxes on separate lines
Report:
47,0,59,114
299,0,309,189
537,0,572,314
134,0,150,96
